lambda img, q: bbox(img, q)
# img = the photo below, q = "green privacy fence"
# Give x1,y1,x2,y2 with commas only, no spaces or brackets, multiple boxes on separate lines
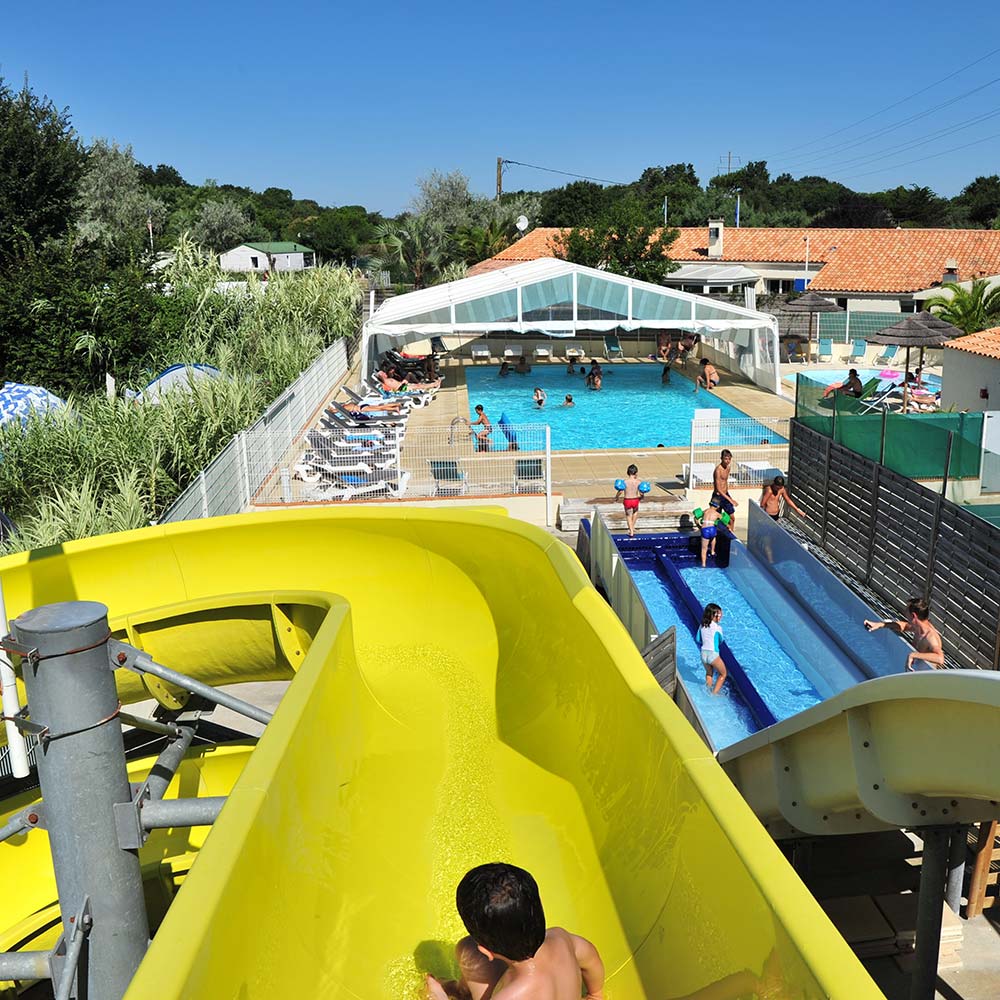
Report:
795,374,983,480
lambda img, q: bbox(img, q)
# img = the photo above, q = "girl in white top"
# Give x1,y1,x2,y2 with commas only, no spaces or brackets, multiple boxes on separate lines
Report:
696,603,727,694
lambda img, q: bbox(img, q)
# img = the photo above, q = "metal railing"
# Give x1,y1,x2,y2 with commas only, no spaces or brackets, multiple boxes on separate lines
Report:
686,416,790,488
160,339,352,523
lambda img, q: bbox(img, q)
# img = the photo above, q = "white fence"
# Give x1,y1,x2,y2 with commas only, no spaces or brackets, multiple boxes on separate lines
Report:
686,416,790,489
160,339,351,522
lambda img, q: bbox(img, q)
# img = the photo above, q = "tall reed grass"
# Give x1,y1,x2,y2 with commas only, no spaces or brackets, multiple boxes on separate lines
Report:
0,239,363,553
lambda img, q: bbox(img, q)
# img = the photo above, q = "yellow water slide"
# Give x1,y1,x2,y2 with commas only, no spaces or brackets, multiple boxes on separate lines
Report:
720,671,1000,839
0,508,879,998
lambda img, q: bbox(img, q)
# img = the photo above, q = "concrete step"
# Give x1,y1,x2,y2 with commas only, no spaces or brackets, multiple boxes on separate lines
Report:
558,496,694,532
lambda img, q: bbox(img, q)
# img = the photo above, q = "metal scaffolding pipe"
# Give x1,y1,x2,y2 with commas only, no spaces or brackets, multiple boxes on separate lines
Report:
945,825,968,914
910,827,950,1000
132,652,272,726
141,796,226,830
0,950,51,980
117,712,181,738
13,601,150,999
0,809,31,845
144,727,195,801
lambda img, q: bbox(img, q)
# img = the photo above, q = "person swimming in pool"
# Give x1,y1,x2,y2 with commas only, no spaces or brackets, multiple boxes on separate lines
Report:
533,386,547,408
561,394,575,407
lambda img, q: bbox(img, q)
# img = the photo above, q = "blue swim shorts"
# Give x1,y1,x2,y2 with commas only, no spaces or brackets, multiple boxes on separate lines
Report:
711,493,735,516
701,525,717,539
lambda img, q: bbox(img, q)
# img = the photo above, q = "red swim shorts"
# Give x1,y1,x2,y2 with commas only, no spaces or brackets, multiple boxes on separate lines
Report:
623,498,640,512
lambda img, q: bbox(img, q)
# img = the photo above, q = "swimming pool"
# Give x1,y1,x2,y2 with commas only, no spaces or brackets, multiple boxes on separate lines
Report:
799,368,942,392
465,365,782,451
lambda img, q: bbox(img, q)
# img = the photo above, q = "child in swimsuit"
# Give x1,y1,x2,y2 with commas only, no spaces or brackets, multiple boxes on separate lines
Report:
697,603,727,694
695,501,723,567
533,386,547,408
616,463,642,538
759,475,805,521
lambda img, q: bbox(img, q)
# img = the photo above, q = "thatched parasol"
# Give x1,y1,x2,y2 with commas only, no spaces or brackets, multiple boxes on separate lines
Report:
865,311,962,412
780,292,843,362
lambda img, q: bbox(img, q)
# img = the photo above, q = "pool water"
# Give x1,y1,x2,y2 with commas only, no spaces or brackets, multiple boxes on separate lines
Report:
631,567,757,748
800,368,942,392
678,564,822,722
465,365,784,451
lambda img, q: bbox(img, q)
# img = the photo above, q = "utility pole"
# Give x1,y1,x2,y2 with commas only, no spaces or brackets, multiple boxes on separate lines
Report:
663,196,668,227
727,150,732,175
496,157,503,201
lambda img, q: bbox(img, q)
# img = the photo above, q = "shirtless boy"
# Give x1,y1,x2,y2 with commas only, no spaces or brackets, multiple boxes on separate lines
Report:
864,596,945,670
471,405,492,452
426,863,604,1000
759,476,805,520
711,449,738,530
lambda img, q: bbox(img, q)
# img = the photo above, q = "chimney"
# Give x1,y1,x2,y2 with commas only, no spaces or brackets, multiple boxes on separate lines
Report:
707,218,724,259
941,257,959,285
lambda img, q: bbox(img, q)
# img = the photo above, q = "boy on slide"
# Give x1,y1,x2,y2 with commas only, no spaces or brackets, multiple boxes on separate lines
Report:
426,862,605,1000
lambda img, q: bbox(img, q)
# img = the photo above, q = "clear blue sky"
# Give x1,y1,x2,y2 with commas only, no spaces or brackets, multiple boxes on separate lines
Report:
4,0,998,213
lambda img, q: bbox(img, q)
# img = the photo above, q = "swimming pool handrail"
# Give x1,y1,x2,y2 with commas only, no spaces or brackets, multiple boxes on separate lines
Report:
651,548,778,730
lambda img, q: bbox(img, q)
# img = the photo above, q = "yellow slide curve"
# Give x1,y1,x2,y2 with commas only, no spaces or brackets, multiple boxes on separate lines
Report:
0,508,879,998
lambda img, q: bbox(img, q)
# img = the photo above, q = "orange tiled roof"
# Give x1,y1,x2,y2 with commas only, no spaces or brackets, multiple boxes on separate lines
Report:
943,327,1000,361
468,226,1000,293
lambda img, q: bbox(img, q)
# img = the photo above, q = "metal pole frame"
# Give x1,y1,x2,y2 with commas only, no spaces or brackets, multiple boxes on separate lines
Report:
544,425,552,527
910,826,950,1000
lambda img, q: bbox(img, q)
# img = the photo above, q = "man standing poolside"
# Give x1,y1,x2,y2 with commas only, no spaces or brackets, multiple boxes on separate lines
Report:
864,596,945,670
712,449,738,529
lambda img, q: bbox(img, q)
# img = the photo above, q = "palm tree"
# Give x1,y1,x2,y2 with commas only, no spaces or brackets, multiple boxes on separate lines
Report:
372,216,446,289
924,279,1000,334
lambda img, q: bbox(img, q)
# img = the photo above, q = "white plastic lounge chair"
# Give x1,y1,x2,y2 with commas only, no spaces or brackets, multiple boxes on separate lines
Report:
428,459,467,496
817,338,833,363
874,344,898,365
327,402,408,427
471,342,491,363
681,462,716,488
604,334,624,359
504,344,523,359
848,339,867,363
341,386,415,413
533,343,552,361
857,384,900,413
313,470,410,502
565,346,585,360
513,458,545,494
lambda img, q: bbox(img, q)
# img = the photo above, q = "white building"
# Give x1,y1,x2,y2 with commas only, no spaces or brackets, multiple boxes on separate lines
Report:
219,242,315,273
942,327,1000,412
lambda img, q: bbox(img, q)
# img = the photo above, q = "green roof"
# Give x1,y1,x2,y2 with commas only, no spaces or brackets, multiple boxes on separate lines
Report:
244,242,313,254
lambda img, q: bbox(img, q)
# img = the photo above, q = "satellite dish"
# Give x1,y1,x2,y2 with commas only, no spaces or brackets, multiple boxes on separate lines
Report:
516,215,529,233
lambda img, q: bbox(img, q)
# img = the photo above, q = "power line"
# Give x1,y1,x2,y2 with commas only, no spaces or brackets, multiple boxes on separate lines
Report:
775,73,1000,172
808,104,1000,174
836,127,1000,182
769,44,1000,159
500,158,629,187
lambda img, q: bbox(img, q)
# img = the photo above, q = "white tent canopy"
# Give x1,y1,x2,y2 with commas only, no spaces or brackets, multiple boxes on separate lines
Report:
362,258,781,393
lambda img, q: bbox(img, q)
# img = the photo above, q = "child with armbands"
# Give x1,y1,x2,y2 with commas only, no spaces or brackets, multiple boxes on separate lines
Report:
693,499,731,568
614,464,651,538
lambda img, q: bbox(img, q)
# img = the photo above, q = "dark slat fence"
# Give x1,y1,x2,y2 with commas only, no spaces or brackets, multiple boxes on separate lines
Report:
789,420,1000,671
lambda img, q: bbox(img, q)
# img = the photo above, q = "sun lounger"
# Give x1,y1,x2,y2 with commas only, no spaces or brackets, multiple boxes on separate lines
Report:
341,385,416,412
312,469,411,502
848,339,867,363
681,462,716,488
785,341,803,363
565,346,585,360
533,343,552,361
428,459,467,496
874,344,897,365
513,458,545,494
471,342,491,363
326,402,408,427
857,385,900,413
604,334,624,359
737,461,785,484
504,344,523,359
817,338,833,363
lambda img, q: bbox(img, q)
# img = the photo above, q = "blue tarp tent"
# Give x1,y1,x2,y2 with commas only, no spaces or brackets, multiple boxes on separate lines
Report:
0,383,66,427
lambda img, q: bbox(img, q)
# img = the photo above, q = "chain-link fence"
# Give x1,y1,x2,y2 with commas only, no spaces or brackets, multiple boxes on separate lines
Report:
160,338,352,523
